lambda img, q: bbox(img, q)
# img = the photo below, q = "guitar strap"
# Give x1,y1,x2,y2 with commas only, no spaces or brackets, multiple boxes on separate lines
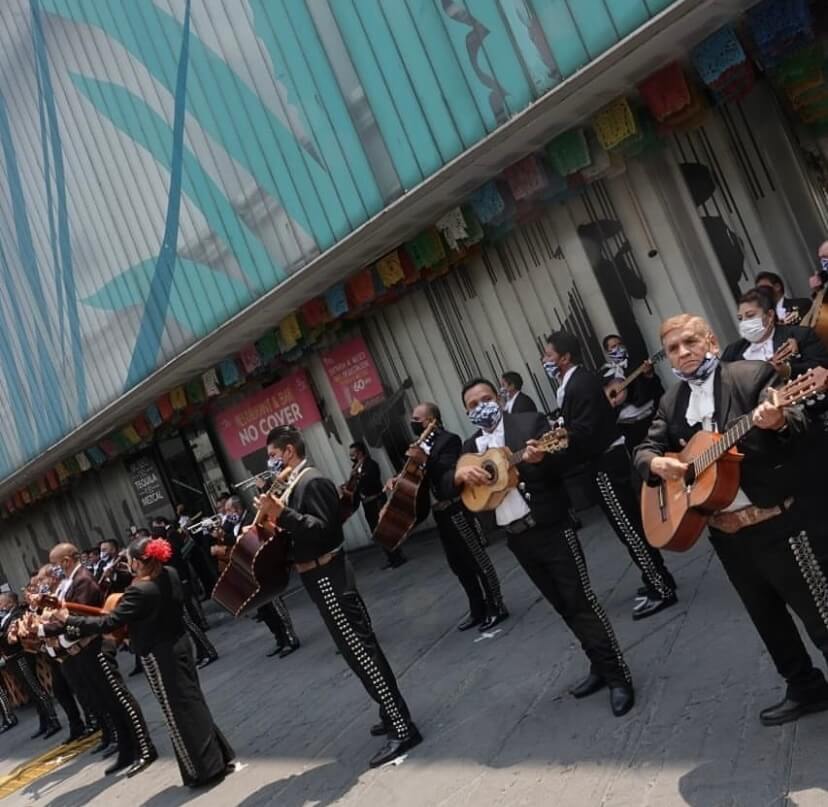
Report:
281,467,314,506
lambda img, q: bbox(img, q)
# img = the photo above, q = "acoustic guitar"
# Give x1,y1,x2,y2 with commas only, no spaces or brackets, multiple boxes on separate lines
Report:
373,420,438,552
338,463,360,523
605,350,665,407
37,593,127,645
456,425,569,512
800,285,828,350
641,367,828,552
211,467,310,617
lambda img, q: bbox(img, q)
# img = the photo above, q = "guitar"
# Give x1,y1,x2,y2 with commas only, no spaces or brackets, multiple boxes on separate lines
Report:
36,593,127,645
456,424,569,513
372,420,438,552
338,463,360,523
801,286,828,350
605,350,665,407
641,367,828,552
211,467,310,617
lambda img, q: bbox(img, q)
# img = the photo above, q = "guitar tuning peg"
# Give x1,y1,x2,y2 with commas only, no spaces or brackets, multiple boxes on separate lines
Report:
518,482,526,492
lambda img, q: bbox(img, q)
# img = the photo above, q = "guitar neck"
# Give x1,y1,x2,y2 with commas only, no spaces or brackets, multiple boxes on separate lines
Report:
616,351,664,393
692,414,753,475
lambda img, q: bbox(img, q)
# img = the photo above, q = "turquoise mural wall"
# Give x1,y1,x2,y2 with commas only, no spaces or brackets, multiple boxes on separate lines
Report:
0,0,676,479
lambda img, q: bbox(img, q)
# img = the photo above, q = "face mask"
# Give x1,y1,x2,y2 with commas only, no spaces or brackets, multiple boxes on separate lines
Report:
821,257,828,273
410,420,425,437
607,346,628,363
224,512,240,524
738,316,768,344
542,359,560,380
267,456,283,473
468,400,503,431
672,353,720,384
100,551,111,562
51,565,64,580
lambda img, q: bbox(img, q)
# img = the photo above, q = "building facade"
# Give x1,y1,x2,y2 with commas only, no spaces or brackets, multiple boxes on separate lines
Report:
0,0,826,587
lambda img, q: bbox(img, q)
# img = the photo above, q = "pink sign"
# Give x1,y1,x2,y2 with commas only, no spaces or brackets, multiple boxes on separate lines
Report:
213,370,322,459
320,335,384,412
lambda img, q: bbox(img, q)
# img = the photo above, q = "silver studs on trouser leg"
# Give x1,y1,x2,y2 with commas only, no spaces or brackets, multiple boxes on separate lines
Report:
315,576,410,740
789,531,828,632
14,657,57,722
142,654,197,781
182,610,217,659
564,528,632,685
0,683,13,721
272,597,298,645
596,472,673,599
97,652,153,759
450,510,504,609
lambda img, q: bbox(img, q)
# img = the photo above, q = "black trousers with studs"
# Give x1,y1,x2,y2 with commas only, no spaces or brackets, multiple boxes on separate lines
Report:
301,552,413,740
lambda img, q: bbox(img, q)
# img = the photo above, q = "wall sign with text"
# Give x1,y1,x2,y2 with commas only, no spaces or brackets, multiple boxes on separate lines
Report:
320,335,384,415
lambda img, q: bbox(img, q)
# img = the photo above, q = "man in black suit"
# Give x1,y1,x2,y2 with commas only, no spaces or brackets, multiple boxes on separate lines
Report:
543,331,677,620
756,270,812,324
600,333,664,454
258,426,421,768
635,313,828,727
500,371,538,414
349,442,406,569
46,543,156,775
447,380,634,716
722,287,828,377
0,592,60,739
403,402,507,631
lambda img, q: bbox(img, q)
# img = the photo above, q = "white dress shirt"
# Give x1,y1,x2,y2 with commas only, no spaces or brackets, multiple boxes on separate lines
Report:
742,329,775,362
555,366,578,409
504,392,518,413
55,563,81,599
475,417,531,527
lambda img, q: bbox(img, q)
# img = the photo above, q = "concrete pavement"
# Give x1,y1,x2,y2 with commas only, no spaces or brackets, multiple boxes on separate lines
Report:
1,508,827,806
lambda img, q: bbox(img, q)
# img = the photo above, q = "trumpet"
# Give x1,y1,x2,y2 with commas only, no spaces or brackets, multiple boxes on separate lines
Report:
233,469,275,491
186,514,223,533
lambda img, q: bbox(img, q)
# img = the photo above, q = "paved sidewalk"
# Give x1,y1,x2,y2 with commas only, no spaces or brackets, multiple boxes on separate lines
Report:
1,509,827,806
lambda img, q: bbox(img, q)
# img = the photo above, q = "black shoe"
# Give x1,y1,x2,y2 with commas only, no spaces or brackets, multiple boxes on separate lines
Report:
196,655,218,670
126,749,158,778
30,725,46,740
105,756,134,776
759,695,828,727
102,744,119,760
610,685,635,717
266,644,286,658
370,722,389,737
65,724,86,743
279,641,300,658
478,608,509,632
368,725,423,768
571,673,607,699
42,721,61,740
457,612,484,631
0,719,15,734
632,593,677,621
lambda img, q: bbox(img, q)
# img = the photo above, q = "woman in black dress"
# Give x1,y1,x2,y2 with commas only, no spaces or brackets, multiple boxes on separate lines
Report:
52,536,234,788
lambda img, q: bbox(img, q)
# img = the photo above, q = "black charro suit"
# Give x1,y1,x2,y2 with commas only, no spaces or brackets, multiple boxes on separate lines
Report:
278,464,415,743
635,361,828,702
559,367,676,600
508,391,538,414
352,455,404,566
58,565,154,764
419,428,504,619
446,412,631,687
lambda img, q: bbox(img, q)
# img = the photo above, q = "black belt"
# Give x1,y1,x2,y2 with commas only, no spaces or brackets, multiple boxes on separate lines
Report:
505,513,536,535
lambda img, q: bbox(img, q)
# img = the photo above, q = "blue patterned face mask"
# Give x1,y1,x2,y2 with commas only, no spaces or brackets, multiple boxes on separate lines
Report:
672,353,719,383
607,346,628,364
467,400,503,432
267,457,283,473
543,359,560,380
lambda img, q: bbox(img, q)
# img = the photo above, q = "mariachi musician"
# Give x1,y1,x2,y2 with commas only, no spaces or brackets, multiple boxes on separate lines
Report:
41,543,156,775
348,442,406,570
0,590,60,739
257,425,421,767
635,314,828,728
397,403,508,632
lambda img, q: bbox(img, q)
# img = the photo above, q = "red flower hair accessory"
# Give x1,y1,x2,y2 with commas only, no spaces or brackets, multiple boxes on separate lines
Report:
144,538,173,563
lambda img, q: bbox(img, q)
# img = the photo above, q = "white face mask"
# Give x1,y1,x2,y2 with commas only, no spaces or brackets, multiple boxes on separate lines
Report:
738,316,768,344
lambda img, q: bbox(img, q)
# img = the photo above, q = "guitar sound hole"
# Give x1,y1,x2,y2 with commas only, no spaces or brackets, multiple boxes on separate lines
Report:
482,461,497,481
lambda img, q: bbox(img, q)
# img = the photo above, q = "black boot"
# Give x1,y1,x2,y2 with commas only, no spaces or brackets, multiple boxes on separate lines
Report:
478,607,509,632
571,673,607,699
42,719,62,740
368,725,423,768
759,693,828,726
126,747,158,778
105,754,134,776
457,612,484,631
